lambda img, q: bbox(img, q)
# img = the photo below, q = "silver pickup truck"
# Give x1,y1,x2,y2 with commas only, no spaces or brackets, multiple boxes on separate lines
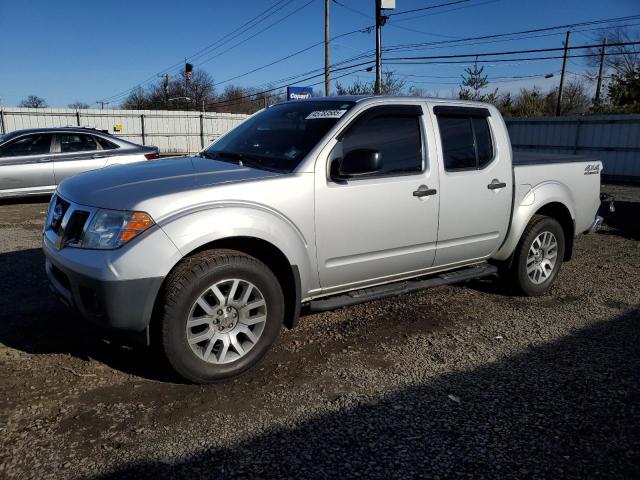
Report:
43,96,607,383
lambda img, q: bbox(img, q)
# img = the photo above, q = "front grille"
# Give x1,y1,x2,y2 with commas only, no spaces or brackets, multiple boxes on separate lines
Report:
64,210,90,246
46,195,91,249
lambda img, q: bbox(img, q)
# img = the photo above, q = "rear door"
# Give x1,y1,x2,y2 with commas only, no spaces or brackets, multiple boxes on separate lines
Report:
314,103,440,293
52,133,108,184
0,133,55,194
430,104,512,267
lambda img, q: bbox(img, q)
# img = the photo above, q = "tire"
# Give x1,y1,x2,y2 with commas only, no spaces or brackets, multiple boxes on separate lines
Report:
159,249,284,383
508,215,565,296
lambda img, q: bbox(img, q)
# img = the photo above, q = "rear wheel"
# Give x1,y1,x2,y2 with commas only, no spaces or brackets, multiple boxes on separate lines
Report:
159,249,284,383
508,215,565,296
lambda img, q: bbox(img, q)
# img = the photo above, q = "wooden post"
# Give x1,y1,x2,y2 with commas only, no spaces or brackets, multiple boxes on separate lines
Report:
555,31,571,116
140,114,146,145
595,39,607,105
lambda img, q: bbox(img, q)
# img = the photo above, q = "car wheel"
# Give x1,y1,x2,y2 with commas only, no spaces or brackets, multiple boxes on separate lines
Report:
160,249,284,383
509,215,565,296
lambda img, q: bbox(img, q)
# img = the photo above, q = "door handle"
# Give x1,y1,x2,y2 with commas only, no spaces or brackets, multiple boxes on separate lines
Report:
487,179,507,190
413,185,437,197
36,158,51,163
91,154,107,159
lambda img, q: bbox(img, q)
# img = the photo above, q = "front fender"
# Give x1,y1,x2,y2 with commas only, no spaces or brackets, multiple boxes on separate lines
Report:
158,202,316,296
493,181,575,261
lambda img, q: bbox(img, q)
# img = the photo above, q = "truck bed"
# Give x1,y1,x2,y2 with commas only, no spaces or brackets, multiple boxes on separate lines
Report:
512,152,602,237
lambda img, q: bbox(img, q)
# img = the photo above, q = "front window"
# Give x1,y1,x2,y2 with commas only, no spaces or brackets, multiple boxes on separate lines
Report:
204,100,355,172
0,134,53,157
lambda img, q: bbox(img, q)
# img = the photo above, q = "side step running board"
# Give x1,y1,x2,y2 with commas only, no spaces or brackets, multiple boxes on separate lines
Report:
307,264,497,313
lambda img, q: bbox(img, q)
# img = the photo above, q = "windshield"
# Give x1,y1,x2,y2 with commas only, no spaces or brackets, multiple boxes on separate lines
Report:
204,100,355,172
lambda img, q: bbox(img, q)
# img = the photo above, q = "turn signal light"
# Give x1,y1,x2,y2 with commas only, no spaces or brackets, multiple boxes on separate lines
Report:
119,212,155,243
144,152,160,160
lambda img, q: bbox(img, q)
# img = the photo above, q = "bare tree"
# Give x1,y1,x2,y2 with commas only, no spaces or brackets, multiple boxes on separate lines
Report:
19,95,48,108
68,101,90,109
121,70,217,111
335,71,405,95
587,27,640,78
545,80,591,115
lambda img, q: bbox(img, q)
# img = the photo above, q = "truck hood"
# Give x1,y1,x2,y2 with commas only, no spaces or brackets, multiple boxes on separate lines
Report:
57,156,282,210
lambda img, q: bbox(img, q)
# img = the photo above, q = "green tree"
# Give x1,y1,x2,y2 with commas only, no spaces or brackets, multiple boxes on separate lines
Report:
458,60,500,104
607,68,640,112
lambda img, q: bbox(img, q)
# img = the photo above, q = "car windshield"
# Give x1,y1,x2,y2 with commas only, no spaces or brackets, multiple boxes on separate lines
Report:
203,100,355,172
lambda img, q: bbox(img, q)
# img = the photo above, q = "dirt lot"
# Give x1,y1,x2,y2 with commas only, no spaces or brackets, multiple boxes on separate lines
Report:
0,184,638,479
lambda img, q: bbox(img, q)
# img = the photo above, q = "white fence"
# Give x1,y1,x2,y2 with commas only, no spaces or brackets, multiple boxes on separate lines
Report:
505,114,640,181
0,107,249,155
3,108,638,180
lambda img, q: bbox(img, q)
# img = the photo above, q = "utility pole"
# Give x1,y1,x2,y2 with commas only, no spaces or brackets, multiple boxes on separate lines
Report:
324,0,330,96
595,38,607,105
375,0,383,95
162,74,170,108
96,100,109,109
555,30,571,116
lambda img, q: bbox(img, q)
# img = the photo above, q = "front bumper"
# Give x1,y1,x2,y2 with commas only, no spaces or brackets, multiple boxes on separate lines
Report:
43,224,181,332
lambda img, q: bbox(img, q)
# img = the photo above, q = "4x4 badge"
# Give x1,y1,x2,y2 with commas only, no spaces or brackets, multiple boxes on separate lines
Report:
584,164,600,175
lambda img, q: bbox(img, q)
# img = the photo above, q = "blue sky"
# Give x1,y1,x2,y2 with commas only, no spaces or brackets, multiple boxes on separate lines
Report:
0,0,638,107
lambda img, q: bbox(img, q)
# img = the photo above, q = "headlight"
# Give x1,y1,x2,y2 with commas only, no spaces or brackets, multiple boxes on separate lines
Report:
81,209,154,249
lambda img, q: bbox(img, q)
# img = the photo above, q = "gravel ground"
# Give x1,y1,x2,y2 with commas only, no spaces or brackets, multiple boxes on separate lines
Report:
0,185,638,479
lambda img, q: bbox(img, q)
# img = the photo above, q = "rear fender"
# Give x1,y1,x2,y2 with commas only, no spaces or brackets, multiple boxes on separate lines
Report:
493,181,575,261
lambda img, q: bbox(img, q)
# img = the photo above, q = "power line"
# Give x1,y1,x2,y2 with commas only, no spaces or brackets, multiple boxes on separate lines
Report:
387,0,471,16
99,0,303,103
331,0,459,39
384,14,640,52
383,40,640,62
192,0,317,69
391,0,500,23
385,51,640,65
212,26,373,87
382,22,640,55
205,60,375,108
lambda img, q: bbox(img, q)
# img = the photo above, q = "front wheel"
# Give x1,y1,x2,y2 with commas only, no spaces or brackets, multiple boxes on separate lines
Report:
159,249,284,383
508,215,565,296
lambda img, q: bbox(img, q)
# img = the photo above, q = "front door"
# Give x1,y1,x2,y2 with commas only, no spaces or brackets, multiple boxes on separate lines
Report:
314,103,440,293
430,104,512,267
0,133,55,194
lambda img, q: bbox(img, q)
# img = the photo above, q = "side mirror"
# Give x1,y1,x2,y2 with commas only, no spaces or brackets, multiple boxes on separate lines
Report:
337,149,382,178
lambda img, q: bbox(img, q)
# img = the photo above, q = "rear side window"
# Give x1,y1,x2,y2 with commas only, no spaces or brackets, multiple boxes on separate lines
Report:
59,134,98,153
95,136,119,150
342,110,423,176
0,134,53,157
437,112,494,171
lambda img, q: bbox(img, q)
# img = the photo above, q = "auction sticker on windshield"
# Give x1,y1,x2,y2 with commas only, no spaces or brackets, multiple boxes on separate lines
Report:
306,109,348,120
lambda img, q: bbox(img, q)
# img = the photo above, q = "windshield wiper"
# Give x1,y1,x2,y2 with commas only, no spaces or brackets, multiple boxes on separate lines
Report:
203,150,284,173
201,150,244,164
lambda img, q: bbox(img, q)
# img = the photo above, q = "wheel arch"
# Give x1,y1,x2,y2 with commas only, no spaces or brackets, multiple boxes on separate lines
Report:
494,181,576,263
